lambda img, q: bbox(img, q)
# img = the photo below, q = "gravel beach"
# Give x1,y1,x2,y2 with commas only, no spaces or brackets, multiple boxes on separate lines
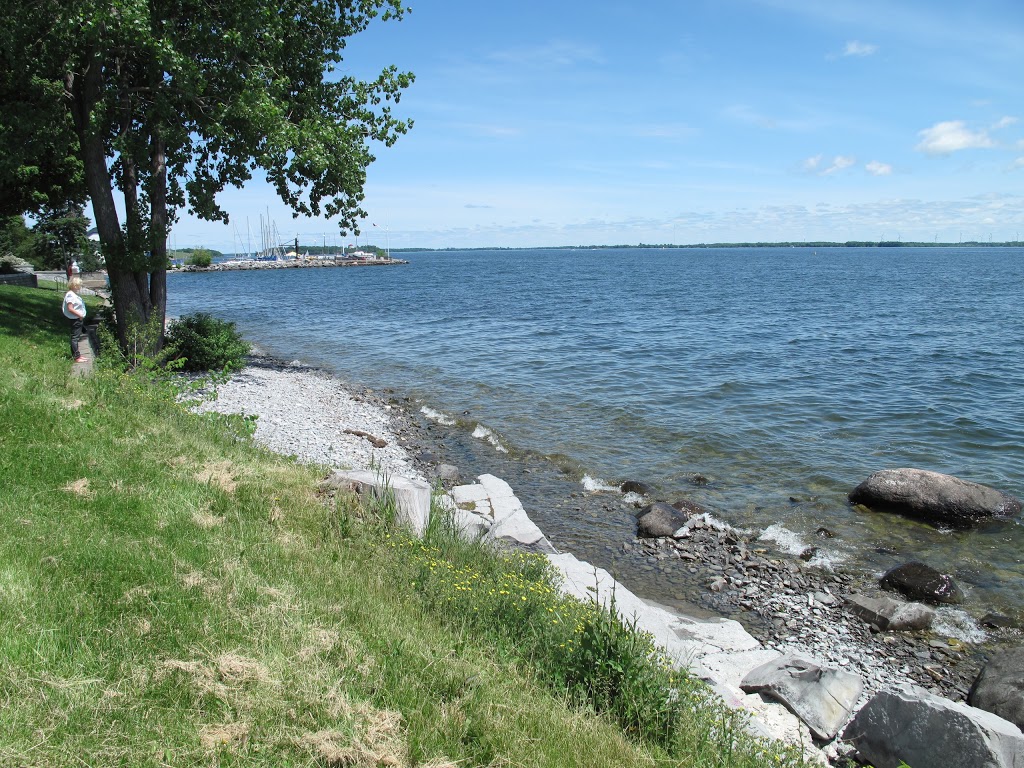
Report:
192,350,1018,754
193,352,426,483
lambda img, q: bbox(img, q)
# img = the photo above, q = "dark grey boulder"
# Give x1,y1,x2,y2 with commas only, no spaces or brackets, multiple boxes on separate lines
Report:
620,480,655,496
969,649,1024,731
843,685,1024,768
880,561,965,605
671,498,707,516
740,654,863,741
636,502,690,538
849,468,1021,528
845,593,935,632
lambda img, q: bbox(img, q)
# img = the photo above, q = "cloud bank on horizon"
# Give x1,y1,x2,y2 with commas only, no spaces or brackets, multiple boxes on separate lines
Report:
172,0,1024,251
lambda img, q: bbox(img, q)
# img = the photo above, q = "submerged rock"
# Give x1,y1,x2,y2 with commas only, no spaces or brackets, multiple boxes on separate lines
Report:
620,479,655,496
880,561,965,605
849,468,1021,528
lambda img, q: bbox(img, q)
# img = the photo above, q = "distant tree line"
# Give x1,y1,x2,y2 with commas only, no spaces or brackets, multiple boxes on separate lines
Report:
399,241,1023,252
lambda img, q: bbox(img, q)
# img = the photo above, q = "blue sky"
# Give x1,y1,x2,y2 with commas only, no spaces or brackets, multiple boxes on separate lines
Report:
174,0,1024,251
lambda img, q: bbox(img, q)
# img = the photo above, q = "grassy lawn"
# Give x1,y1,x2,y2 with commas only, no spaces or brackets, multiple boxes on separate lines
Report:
0,283,805,767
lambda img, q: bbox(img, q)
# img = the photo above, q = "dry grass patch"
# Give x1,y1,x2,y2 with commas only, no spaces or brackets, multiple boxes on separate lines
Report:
191,510,224,529
301,698,412,768
298,628,341,661
199,722,250,751
215,653,273,686
63,477,94,499
195,460,238,493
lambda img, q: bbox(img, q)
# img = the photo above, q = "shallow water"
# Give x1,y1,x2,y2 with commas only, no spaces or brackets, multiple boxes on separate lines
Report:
168,246,1024,619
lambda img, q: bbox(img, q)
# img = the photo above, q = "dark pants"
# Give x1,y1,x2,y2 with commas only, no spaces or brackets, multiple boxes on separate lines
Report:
69,316,83,358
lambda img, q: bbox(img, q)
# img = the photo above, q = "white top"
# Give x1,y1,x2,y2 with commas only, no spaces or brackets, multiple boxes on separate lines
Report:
63,290,86,320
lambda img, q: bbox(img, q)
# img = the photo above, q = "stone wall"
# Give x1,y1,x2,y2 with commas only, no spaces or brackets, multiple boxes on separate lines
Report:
0,272,38,288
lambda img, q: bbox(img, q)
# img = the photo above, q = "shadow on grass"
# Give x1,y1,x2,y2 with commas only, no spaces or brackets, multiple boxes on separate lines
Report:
0,284,68,342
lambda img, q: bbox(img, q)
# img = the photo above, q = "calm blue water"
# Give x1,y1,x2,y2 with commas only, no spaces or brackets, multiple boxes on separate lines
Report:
168,247,1024,616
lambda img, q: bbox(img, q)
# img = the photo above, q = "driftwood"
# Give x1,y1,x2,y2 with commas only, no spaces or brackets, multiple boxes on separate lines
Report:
343,429,387,448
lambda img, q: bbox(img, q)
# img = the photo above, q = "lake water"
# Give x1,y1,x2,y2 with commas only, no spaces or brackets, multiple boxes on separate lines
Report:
168,246,1024,620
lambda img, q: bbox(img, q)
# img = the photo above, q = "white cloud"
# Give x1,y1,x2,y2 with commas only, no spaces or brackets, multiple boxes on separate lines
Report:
1012,158,1024,171
866,160,893,176
802,154,823,172
916,121,996,155
822,155,856,175
843,40,878,57
488,40,603,68
802,154,857,175
992,116,1018,131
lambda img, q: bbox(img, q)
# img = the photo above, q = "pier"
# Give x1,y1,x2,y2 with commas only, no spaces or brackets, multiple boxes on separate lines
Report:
171,255,408,273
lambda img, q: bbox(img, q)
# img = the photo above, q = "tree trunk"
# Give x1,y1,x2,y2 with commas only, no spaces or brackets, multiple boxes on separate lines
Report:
149,127,168,352
67,53,162,359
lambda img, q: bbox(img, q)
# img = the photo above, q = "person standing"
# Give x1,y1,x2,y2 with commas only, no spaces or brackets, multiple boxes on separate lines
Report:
63,276,87,363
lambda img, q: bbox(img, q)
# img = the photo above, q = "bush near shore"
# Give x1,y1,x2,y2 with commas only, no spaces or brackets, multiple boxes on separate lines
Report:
0,283,806,767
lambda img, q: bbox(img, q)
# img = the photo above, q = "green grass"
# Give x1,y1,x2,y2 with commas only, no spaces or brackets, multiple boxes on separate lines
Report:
0,282,807,767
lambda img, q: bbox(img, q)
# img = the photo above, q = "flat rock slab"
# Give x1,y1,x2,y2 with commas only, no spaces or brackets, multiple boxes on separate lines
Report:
741,654,863,741
844,685,1024,768
448,474,556,553
845,593,935,631
850,468,1021,528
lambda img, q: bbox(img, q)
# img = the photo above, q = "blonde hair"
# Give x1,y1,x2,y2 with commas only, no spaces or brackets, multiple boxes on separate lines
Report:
68,276,83,292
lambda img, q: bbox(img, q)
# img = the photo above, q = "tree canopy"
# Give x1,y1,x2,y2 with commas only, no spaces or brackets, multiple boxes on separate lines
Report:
1,0,413,353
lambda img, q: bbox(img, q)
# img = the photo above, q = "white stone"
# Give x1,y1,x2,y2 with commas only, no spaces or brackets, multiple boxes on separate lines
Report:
325,469,431,537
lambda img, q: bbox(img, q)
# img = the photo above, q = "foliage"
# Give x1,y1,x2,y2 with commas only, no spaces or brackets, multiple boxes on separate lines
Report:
24,202,92,270
0,73,85,217
0,216,33,263
1,0,414,354
164,312,251,372
185,248,214,268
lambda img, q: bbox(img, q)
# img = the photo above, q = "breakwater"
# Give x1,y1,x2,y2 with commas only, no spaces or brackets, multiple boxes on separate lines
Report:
172,256,408,273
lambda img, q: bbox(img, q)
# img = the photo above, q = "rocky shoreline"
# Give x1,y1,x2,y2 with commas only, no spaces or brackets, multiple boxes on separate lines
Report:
191,349,1024,765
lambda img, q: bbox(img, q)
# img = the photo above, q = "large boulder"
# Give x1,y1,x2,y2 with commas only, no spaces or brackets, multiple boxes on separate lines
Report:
880,561,965,605
849,468,1021,528
845,593,935,632
740,654,863,741
636,502,690,538
843,685,1024,768
969,649,1024,731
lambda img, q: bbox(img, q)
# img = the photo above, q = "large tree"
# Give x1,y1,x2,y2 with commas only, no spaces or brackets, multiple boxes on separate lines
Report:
2,0,412,354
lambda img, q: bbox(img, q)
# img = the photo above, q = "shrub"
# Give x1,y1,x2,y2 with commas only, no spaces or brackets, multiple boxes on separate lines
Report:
164,312,250,372
186,248,214,267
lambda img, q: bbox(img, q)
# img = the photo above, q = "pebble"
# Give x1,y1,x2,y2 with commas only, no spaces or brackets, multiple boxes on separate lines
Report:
188,353,425,482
